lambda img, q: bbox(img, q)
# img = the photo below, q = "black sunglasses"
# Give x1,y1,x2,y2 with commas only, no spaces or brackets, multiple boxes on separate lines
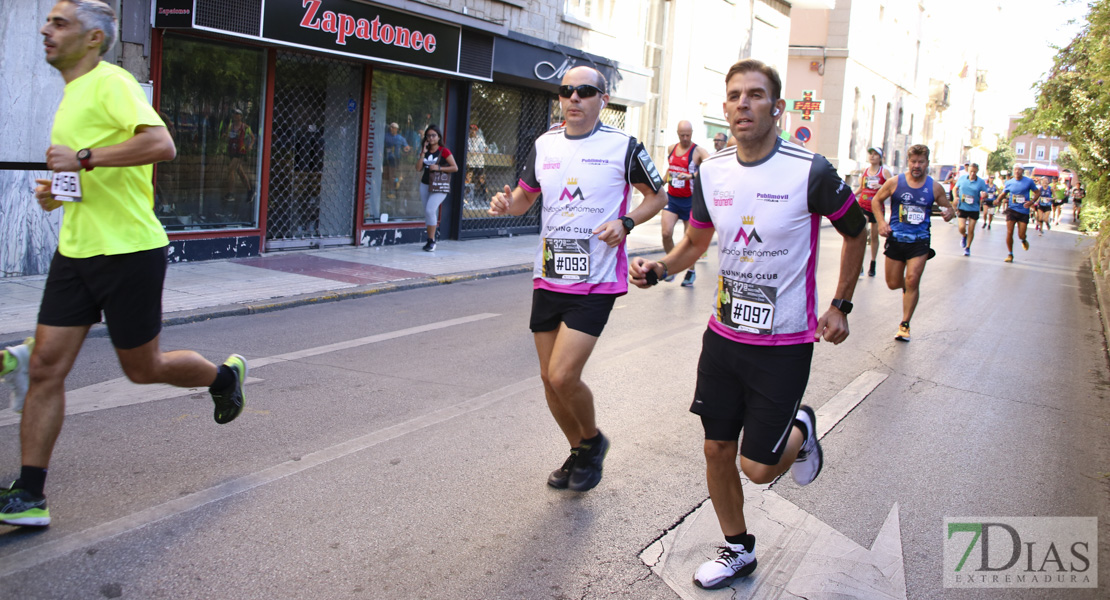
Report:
558,84,602,99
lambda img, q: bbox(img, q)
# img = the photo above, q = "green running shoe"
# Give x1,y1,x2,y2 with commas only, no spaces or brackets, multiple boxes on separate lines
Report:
211,354,247,424
0,482,49,527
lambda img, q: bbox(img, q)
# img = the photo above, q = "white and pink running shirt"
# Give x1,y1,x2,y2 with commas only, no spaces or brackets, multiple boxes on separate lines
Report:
691,139,861,345
519,122,663,295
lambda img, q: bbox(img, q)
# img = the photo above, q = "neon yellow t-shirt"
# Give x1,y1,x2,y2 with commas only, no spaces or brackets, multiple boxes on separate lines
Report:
50,62,169,258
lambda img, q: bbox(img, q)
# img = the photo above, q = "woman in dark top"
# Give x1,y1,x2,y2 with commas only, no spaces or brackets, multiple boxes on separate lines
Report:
416,125,458,251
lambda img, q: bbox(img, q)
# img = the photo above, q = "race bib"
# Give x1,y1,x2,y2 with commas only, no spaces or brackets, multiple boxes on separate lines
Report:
717,276,776,335
671,177,686,189
961,194,975,204
903,204,926,225
50,171,82,202
866,175,881,190
543,238,590,280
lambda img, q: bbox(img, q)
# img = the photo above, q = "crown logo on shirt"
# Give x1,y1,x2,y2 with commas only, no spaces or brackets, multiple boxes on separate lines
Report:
567,177,578,186
742,215,755,225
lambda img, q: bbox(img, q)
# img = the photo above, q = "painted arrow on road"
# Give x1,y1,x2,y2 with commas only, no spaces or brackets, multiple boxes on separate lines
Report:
640,370,905,599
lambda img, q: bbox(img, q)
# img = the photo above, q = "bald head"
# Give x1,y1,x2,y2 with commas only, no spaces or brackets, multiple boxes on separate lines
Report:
676,120,693,148
564,65,607,93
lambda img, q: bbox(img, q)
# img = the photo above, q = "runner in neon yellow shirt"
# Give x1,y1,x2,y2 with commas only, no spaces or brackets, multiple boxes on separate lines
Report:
2,0,248,528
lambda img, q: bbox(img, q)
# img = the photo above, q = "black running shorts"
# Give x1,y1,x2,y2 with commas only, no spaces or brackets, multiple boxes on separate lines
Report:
883,238,934,262
863,210,877,224
691,328,813,466
38,247,167,349
957,209,978,220
529,288,617,338
1036,205,1052,213
1006,209,1030,224
982,200,995,208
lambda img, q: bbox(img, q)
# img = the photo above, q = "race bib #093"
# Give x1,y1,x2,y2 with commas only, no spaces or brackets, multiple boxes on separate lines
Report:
51,171,82,202
717,276,776,335
543,238,591,280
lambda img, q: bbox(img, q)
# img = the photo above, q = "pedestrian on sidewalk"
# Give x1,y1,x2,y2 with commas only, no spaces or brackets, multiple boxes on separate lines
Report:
489,65,666,493
418,124,458,251
631,59,866,589
1,0,247,528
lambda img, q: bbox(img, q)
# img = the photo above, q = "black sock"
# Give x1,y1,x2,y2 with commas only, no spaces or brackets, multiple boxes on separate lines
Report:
17,466,47,497
209,365,236,392
793,418,809,442
901,321,910,328
581,432,603,447
725,531,754,551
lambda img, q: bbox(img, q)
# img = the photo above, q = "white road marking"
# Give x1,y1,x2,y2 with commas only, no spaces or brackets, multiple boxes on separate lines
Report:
0,313,499,427
642,369,904,599
0,374,538,579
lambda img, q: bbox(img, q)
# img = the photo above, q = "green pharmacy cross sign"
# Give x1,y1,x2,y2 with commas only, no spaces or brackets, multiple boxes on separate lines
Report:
788,90,824,121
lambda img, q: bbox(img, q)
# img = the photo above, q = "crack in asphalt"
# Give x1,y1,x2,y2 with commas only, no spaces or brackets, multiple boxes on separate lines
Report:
638,496,712,558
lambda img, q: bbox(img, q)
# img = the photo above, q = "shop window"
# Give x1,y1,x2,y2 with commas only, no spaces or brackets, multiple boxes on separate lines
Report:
158,35,265,231
365,71,447,224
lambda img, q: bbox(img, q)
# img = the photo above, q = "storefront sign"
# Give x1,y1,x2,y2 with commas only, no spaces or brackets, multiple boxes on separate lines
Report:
262,0,460,73
535,57,577,81
154,0,194,28
494,36,619,95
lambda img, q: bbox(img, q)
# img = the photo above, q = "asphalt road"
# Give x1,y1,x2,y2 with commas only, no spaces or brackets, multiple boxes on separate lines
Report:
0,218,1106,599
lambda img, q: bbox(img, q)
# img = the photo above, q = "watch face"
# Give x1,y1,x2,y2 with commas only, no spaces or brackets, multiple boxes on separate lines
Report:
77,149,90,160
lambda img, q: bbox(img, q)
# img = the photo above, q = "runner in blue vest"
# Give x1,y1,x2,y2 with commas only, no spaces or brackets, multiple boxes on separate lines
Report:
995,165,1041,263
953,163,989,256
871,144,954,342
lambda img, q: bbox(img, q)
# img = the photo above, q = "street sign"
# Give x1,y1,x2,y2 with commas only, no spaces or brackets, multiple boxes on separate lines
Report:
795,127,812,143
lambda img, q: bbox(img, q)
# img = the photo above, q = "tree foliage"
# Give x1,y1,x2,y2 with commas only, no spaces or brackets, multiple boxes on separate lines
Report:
1017,0,1110,197
987,137,1016,175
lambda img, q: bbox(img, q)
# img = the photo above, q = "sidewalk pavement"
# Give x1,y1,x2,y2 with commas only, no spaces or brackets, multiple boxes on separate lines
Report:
0,218,670,342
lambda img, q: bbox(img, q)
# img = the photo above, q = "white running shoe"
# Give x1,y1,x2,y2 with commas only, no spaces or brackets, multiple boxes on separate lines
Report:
790,405,823,486
4,338,33,413
693,542,758,589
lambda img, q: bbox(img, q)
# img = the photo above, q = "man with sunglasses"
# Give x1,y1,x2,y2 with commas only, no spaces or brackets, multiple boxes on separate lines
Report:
489,66,666,493
630,59,866,589
663,121,710,286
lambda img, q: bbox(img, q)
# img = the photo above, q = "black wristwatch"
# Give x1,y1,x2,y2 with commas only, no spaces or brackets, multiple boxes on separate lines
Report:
830,299,853,315
620,216,635,233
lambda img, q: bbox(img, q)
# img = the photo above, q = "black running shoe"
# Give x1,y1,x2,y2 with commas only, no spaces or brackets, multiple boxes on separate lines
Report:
211,354,247,424
867,260,876,277
547,451,578,489
0,483,50,527
568,432,609,492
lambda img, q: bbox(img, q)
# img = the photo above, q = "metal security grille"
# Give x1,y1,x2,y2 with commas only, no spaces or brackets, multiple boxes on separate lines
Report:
195,0,261,36
267,52,363,250
459,83,552,238
550,102,628,131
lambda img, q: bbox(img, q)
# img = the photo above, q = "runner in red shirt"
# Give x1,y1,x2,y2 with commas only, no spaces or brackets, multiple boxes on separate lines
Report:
662,121,709,286
854,147,891,277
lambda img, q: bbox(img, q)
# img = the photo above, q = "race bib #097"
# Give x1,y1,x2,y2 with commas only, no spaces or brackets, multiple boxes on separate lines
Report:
50,171,82,202
717,276,776,335
543,238,591,280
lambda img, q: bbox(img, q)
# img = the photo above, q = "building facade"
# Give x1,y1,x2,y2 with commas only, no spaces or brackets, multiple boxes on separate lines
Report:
785,0,929,184
1,0,656,275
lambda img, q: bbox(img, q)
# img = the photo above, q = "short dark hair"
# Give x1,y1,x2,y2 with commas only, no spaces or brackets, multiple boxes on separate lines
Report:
725,59,782,101
907,144,930,160
970,162,979,169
